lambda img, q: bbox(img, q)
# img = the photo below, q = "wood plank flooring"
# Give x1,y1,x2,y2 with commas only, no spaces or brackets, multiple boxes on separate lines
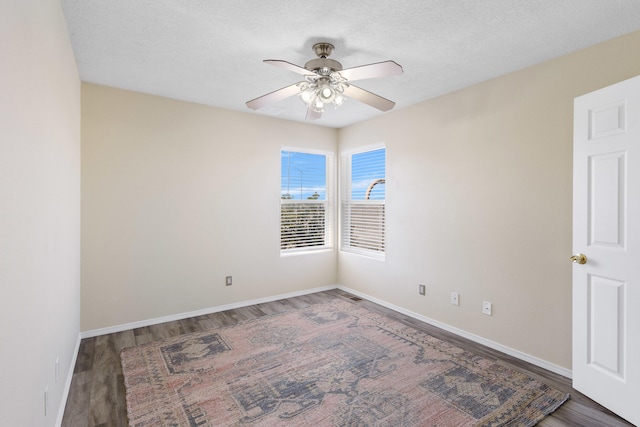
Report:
61,289,634,426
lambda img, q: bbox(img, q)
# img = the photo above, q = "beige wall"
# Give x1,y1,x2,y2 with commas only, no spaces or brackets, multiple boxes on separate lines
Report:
0,0,81,425
338,30,640,369
81,84,338,331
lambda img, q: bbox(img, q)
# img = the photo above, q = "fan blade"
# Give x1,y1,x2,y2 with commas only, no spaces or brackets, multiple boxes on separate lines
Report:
246,83,301,110
339,60,403,81
264,60,313,76
343,84,396,112
306,106,322,120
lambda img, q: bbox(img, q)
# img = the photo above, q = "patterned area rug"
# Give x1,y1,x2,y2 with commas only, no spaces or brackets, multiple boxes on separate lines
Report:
121,299,569,426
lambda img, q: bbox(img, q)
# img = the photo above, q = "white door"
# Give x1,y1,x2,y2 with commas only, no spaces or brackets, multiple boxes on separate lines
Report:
573,75,640,426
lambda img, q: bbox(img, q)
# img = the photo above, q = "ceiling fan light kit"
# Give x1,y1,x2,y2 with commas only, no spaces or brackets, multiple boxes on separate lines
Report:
246,42,403,120
297,71,347,113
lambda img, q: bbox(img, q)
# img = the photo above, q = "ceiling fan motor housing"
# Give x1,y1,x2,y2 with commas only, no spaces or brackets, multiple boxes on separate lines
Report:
305,58,342,75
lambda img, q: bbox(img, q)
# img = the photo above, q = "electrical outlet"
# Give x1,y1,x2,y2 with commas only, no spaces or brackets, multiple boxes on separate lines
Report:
451,292,459,306
418,284,425,295
483,301,492,316
225,276,232,286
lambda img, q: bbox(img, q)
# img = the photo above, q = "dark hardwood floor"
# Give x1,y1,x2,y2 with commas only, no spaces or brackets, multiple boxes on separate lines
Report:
61,289,634,426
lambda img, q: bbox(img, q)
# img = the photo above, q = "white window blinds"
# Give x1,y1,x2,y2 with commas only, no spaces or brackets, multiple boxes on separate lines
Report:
281,149,333,253
341,147,386,258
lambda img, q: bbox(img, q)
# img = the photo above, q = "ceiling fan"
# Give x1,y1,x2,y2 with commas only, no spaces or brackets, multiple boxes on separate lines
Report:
246,42,403,120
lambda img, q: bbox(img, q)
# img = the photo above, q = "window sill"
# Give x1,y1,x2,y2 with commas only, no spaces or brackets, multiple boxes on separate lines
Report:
339,248,385,261
280,247,334,257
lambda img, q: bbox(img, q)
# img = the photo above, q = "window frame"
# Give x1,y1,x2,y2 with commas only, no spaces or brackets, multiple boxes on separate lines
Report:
340,144,386,260
280,147,334,256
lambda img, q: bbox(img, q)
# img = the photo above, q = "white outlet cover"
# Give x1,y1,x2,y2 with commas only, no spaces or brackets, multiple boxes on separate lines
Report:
451,292,459,305
482,301,492,315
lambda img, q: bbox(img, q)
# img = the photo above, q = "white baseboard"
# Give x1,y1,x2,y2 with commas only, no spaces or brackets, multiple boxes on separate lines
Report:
80,285,338,339
79,284,571,381
337,286,573,379
56,332,82,427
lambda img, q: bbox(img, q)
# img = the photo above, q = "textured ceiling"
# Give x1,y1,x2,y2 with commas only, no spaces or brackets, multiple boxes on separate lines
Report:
61,0,640,128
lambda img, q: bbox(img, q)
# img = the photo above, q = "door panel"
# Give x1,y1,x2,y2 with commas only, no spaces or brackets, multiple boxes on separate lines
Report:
587,275,625,377
589,152,625,247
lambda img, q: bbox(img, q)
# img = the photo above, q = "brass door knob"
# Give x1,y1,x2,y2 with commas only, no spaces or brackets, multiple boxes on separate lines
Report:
571,254,588,264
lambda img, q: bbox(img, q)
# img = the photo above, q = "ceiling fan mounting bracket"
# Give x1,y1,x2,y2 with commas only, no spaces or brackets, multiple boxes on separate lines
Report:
312,42,334,59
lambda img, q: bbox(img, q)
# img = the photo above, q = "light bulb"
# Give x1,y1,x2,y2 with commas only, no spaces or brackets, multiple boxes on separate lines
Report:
319,85,335,103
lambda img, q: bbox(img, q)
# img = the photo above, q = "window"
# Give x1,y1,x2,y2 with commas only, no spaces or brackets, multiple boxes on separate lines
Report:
341,146,386,258
281,149,333,254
